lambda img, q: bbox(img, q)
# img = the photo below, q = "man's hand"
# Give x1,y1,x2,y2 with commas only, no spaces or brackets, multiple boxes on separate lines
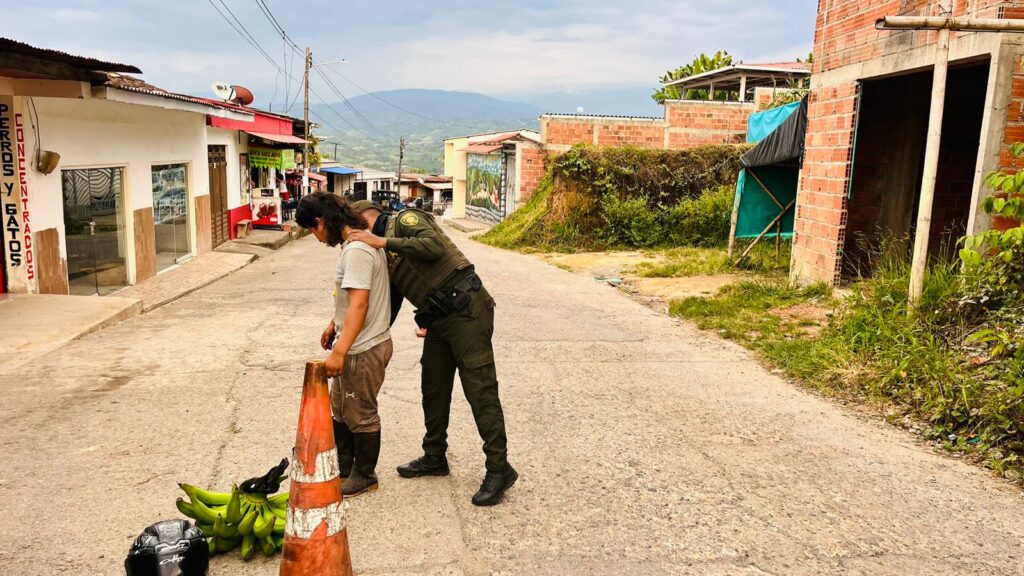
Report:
348,229,387,249
326,350,346,377
415,328,428,338
321,321,337,350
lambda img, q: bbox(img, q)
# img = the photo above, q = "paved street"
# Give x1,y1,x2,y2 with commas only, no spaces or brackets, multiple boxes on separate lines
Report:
1,230,1023,576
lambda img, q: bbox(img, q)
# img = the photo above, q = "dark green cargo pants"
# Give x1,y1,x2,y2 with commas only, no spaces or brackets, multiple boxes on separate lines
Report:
419,288,509,472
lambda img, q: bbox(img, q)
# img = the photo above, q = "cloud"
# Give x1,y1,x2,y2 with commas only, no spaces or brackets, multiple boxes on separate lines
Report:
9,0,817,103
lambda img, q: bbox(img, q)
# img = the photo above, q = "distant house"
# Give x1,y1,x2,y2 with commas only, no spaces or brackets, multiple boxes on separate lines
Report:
443,130,543,224
317,162,362,195
396,174,453,213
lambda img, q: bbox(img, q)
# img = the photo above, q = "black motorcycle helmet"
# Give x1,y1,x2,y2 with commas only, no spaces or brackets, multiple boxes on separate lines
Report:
125,519,208,576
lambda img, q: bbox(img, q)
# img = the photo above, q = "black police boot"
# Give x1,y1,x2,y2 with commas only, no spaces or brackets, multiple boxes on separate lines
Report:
342,431,381,497
332,420,355,479
472,465,518,507
396,454,450,478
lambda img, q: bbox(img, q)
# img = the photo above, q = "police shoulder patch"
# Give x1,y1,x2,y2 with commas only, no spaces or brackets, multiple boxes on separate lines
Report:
400,212,420,227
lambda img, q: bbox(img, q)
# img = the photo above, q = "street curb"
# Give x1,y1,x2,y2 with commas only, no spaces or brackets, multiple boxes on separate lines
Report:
141,254,257,313
68,297,144,343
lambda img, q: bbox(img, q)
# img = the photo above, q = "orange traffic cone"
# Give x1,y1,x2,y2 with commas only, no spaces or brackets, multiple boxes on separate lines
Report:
280,361,353,576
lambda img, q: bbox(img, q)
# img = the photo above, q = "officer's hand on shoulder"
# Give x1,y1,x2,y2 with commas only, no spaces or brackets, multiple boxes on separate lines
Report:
348,229,386,249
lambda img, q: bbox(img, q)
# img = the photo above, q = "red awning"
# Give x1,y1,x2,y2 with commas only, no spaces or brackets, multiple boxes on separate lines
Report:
458,143,503,154
287,171,327,183
245,131,307,144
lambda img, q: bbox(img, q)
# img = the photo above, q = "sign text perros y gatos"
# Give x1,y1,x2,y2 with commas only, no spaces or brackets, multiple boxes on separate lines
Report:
0,96,34,292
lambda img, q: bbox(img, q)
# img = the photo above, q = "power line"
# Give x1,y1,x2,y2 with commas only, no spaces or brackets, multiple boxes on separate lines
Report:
320,66,481,131
313,64,392,140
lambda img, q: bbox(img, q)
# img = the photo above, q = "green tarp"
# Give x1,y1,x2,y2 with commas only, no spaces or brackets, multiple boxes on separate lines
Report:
733,167,797,239
732,100,806,240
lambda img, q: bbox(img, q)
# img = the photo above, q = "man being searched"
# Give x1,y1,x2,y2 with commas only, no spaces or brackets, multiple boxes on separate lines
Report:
296,193,393,497
348,200,517,506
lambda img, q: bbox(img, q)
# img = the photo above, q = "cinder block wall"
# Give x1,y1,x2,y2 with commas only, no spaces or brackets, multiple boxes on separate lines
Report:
792,0,1015,286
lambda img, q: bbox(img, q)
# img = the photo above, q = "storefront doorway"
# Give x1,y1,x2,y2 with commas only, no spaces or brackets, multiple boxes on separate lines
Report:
61,167,128,295
208,146,230,248
152,163,192,271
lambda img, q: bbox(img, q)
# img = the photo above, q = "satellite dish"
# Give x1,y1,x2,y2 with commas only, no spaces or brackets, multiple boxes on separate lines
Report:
211,82,254,106
232,85,254,106
212,81,235,101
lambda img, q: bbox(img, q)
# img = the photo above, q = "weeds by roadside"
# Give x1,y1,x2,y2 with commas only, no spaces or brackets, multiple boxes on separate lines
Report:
634,241,792,278
671,257,1024,483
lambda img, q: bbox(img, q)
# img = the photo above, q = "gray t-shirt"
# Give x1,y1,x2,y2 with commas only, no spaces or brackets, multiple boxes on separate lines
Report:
334,240,391,355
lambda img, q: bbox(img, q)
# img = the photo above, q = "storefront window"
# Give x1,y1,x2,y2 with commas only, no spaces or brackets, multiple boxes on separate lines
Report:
152,164,191,271
61,167,127,296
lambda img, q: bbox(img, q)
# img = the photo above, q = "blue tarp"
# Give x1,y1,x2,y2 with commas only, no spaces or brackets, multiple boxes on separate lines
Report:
745,100,801,144
318,166,362,176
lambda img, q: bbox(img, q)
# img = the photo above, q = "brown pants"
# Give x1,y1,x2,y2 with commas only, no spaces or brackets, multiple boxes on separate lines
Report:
331,338,393,433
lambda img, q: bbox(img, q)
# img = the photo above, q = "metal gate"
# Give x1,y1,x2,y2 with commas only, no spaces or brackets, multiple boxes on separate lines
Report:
208,146,229,248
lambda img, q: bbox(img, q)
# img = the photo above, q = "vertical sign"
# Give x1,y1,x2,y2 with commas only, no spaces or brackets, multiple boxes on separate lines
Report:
0,96,34,293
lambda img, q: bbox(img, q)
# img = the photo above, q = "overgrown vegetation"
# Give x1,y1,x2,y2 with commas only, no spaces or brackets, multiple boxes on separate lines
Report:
673,180,1024,481
633,242,792,278
479,144,746,252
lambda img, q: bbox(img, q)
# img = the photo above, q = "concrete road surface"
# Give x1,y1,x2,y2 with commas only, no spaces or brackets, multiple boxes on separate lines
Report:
1,230,1022,575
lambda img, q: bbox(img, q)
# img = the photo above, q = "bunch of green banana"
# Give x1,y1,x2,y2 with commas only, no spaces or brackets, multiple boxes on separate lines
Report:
175,481,289,560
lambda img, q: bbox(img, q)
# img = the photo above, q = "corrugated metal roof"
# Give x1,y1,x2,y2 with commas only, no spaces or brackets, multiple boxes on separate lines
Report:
0,37,141,74
541,113,663,121
319,166,362,176
104,74,229,107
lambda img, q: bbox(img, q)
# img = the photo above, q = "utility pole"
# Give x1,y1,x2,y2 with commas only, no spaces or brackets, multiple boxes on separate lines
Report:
333,142,338,161
396,137,406,204
874,4,1024,308
302,46,311,196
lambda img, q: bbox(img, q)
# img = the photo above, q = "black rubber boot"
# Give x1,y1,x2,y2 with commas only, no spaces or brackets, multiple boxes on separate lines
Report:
396,454,450,479
342,431,381,497
471,465,518,507
332,420,354,479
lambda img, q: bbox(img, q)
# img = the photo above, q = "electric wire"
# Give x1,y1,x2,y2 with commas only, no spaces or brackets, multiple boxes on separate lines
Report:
320,65,491,132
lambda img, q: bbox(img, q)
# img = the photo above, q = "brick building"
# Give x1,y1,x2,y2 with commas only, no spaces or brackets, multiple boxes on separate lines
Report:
791,1,1024,285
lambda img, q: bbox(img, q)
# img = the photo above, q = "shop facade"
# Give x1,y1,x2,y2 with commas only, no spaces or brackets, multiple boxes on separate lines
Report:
0,84,251,296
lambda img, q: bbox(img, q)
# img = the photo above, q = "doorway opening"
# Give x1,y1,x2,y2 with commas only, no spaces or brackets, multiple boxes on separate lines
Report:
153,163,192,271
842,59,989,278
62,167,128,295
207,146,230,248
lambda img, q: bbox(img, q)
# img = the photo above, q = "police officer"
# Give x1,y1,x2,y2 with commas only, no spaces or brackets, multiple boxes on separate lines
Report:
348,200,517,506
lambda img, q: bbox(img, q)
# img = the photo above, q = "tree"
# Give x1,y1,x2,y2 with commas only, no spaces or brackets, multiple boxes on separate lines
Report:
651,51,734,104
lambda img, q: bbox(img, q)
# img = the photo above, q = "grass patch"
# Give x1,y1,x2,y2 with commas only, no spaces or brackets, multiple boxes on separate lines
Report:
671,259,1024,482
633,241,792,278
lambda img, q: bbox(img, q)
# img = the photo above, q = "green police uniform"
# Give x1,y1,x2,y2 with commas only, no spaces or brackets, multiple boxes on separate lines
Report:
381,208,509,473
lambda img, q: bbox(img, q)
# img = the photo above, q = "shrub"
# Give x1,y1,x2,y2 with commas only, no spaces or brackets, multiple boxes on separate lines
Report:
482,145,746,251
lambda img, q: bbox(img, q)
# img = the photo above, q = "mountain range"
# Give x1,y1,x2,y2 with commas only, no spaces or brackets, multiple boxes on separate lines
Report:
310,87,662,173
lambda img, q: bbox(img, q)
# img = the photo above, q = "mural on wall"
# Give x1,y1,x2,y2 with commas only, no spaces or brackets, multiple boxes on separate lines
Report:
466,153,504,223
152,164,189,225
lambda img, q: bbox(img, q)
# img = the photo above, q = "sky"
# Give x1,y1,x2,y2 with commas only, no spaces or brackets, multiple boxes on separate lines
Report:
12,0,816,113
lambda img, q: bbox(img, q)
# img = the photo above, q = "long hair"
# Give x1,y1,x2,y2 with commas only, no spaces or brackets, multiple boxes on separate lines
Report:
295,192,368,246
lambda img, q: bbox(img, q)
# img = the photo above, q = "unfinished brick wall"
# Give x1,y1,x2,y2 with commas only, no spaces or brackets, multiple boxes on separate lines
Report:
791,83,858,285
541,115,665,150
518,144,546,202
814,0,1004,75
664,100,753,148
792,0,1011,285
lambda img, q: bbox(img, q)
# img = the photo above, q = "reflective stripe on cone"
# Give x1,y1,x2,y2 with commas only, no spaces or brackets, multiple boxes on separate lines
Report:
281,360,353,576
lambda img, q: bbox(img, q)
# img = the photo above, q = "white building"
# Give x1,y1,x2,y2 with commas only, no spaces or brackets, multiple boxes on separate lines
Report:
0,39,305,297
